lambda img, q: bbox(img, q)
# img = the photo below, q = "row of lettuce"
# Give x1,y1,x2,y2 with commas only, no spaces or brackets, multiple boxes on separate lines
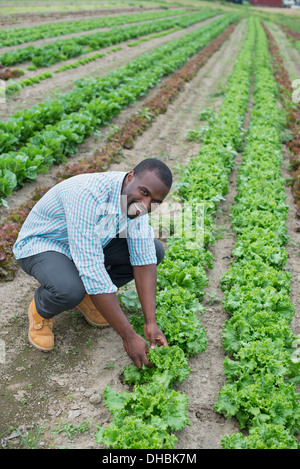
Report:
262,24,300,232
0,10,219,68
214,18,300,449
4,9,218,96
94,16,255,449
95,16,300,450
0,8,193,48
5,48,121,97
0,13,237,208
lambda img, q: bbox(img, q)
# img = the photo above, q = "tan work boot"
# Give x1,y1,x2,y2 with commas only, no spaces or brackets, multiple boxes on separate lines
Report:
75,294,109,327
28,298,54,352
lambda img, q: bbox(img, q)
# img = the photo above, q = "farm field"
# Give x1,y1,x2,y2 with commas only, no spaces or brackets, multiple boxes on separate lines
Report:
0,0,299,451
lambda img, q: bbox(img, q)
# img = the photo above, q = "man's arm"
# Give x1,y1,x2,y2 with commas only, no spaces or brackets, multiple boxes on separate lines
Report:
126,215,168,349
133,264,168,349
64,186,157,369
90,292,153,370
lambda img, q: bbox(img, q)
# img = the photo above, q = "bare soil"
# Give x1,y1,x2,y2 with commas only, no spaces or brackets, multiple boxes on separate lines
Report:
266,20,300,81
0,17,299,451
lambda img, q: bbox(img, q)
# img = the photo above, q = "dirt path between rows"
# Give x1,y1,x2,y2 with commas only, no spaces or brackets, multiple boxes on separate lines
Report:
266,21,300,82
1,14,223,119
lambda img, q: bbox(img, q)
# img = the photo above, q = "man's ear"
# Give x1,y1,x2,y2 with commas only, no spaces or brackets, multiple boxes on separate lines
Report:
127,170,135,181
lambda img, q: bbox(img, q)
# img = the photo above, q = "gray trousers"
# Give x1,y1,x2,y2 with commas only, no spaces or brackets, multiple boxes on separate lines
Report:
17,237,165,319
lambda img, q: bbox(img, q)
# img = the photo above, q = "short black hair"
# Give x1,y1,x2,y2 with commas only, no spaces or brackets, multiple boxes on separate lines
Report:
133,158,172,189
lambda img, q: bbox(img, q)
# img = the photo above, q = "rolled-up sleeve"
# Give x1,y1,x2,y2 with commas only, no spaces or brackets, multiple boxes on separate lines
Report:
63,186,117,295
127,214,157,266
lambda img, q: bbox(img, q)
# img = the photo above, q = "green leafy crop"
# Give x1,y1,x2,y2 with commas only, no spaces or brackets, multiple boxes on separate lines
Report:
214,17,300,449
0,14,238,206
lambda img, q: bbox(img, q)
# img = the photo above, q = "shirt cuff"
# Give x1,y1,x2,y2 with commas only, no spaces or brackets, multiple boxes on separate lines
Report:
129,249,157,266
79,265,118,295
84,283,118,295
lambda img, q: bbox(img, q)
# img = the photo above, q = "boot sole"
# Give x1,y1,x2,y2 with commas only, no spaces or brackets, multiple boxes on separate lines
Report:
28,332,54,352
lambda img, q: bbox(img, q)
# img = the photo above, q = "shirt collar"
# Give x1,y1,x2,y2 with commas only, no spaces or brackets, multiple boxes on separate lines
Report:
114,171,128,218
97,171,127,217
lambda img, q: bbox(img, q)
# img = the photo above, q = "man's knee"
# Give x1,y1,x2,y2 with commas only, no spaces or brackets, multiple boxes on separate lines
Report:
154,239,165,265
55,279,86,309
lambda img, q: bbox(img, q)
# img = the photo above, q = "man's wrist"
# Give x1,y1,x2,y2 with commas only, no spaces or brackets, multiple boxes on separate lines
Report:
91,293,136,340
143,312,157,326
120,324,137,341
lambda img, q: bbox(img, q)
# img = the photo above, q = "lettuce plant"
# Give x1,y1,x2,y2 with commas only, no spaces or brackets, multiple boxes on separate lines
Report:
215,18,299,449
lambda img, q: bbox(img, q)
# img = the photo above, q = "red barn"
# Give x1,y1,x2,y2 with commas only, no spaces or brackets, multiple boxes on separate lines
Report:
250,0,283,6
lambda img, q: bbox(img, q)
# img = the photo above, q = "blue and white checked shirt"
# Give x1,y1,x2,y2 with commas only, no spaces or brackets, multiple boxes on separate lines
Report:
13,172,157,295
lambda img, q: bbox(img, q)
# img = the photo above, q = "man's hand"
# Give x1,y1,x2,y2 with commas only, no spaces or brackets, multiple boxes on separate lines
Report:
122,330,153,369
91,292,165,370
133,263,168,350
91,293,153,369
144,322,168,350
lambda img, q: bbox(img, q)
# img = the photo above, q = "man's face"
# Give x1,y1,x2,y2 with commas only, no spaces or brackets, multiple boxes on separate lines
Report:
121,170,170,219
